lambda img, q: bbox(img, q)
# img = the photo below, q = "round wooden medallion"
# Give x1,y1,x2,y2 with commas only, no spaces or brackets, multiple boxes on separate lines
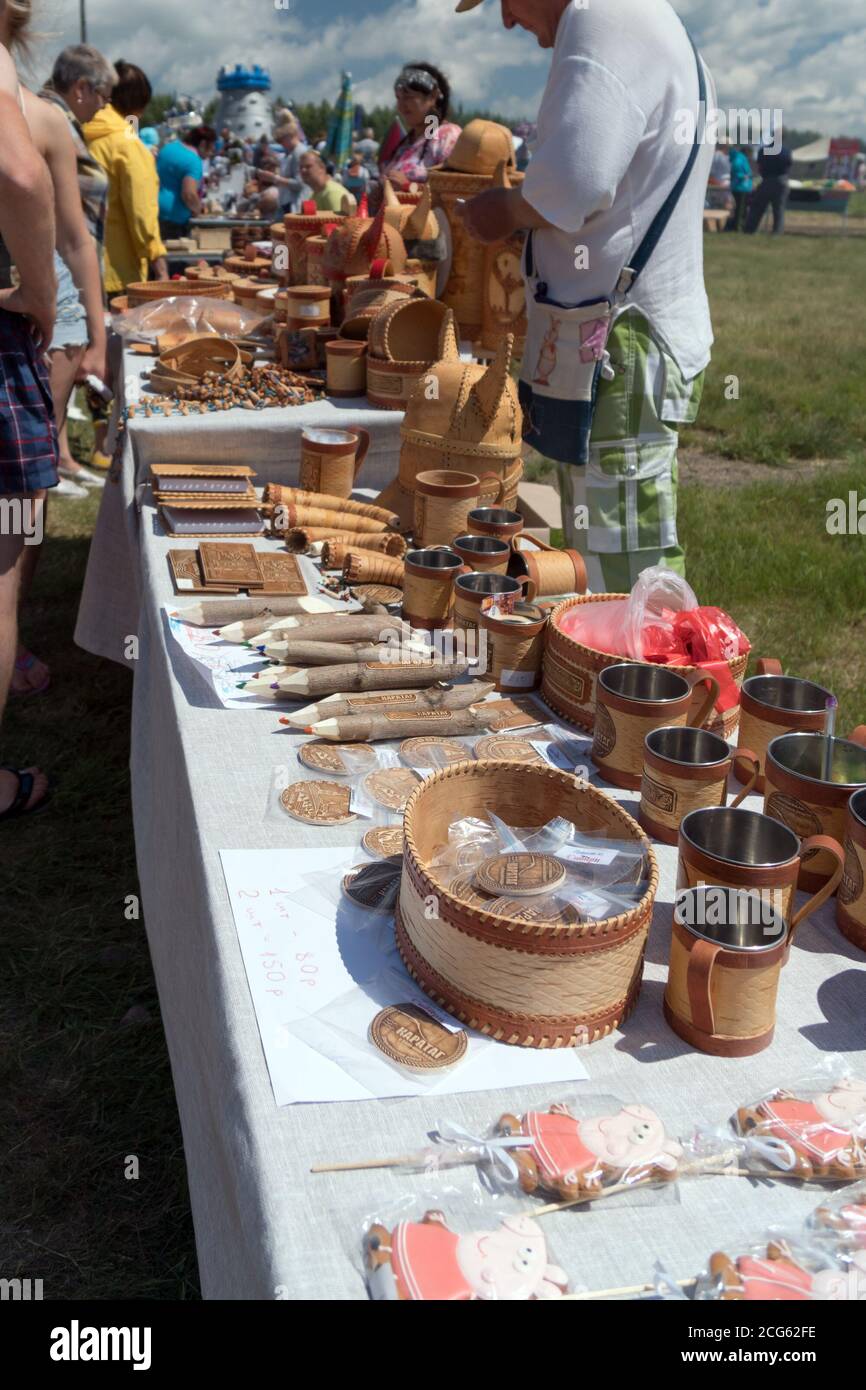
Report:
363,767,423,812
369,1003,467,1070
475,852,567,898
299,742,377,776
279,780,357,825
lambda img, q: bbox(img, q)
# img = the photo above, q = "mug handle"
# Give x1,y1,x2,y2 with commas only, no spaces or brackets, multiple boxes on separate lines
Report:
514,533,555,552
729,747,760,807
353,428,371,479
686,937,720,1035
478,472,507,506
518,575,538,602
757,657,783,676
687,675,721,730
789,835,846,934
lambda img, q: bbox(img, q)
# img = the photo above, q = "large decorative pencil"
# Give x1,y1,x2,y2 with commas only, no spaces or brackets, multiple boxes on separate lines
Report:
260,639,433,667
280,679,496,726
305,709,492,742
238,656,471,699
175,596,332,628
249,615,410,648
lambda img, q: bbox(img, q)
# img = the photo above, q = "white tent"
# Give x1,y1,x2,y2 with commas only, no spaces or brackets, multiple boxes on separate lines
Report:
792,137,831,162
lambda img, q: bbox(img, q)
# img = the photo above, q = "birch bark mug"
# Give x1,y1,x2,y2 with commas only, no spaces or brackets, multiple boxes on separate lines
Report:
664,886,789,1057
837,787,866,953
677,805,845,937
452,534,511,575
592,663,721,791
467,507,524,543
480,599,549,694
300,427,371,499
736,659,835,793
639,725,761,845
402,548,464,631
763,730,866,892
453,572,531,644
413,470,506,548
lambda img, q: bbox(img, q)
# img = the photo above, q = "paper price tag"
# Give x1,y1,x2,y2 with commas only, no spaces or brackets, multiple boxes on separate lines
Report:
575,890,617,919
557,843,619,867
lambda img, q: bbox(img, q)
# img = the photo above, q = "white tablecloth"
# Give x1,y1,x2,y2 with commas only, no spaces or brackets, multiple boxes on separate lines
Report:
102,500,866,1300
75,347,403,666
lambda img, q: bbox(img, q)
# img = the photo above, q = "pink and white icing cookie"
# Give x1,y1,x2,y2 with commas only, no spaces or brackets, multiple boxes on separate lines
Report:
736,1077,866,1180
365,1210,569,1301
710,1243,866,1302
497,1101,683,1199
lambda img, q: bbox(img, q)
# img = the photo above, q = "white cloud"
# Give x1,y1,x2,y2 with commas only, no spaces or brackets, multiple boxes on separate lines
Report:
23,0,866,135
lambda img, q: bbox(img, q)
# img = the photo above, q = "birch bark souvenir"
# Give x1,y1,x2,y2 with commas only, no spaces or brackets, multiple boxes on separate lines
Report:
509,535,587,600
838,788,866,953
283,285,332,332
467,507,524,543
735,662,835,793
480,601,548,694
325,339,368,397
454,573,530,642
284,528,401,554
125,278,225,307
366,297,451,411
340,284,416,341
320,537,407,570
763,731,866,891
242,656,471,700
396,762,658,1048
282,211,344,284
298,427,371,499
452,535,511,576
639,726,760,845
542,594,750,739
377,316,524,530
282,679,495,728
342,551,405,587
263,486,398,529
380,180,448,296
281,503,385,534
592,663,721,791
413,470,505,548
480,162,527,355
401,548,464,631
663,886,789,1057
303,235,330,286
429,121,518,340
677,806,844,936
323,207,408,288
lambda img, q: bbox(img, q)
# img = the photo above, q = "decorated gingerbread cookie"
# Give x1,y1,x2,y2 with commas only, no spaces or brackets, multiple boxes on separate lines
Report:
364,1210,568,1302
496,1101,682,1200
735,1076,866,1180
813,1183,866,1247
709,1240,866,1302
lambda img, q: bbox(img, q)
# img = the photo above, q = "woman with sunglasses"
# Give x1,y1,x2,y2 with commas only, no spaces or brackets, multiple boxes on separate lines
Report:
381,62,461,189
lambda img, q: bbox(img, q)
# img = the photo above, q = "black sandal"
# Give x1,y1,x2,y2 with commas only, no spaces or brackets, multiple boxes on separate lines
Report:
0,766,53,823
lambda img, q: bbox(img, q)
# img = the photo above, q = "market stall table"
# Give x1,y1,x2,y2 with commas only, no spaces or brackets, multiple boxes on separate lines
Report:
75,346,403,666
112,498,866,1299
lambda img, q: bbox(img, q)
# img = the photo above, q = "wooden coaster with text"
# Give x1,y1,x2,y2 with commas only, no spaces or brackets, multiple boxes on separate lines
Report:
475,852,566,898
369,1004,467,1071
399,737,470,770
199,541,264,589
363,767,422,812
299,742,377,776
474,735,545,763
279,780,357,825
471,696,543,732
362,825,405,859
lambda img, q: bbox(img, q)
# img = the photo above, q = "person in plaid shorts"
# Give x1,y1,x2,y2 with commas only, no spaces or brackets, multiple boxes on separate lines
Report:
0,37,58,822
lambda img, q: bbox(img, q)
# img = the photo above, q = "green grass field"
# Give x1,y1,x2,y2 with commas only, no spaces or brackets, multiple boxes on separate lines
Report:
1,230,864,1299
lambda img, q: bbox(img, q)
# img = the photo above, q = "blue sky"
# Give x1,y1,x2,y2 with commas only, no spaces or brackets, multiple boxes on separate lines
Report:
28,0,866,136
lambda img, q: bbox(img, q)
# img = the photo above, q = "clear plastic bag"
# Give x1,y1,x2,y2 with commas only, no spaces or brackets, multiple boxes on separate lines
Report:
808,1181,866,1248
695,1234,866,1302
360,1193,571,1301
623,565,699,661
111,295,268,343
728,1060,866,1182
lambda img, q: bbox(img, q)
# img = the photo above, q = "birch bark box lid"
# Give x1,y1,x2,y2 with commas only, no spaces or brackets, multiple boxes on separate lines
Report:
366,298,452,410
441,119,517,177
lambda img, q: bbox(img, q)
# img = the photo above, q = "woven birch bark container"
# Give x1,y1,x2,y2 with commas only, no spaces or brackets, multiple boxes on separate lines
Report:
342,551,405,587
542,595,749,739
282,212,344,284
379,316,524,529
397,762,658,1047
126,279,225,308
366,297,450,411
303,236,330,286
429,169,495,339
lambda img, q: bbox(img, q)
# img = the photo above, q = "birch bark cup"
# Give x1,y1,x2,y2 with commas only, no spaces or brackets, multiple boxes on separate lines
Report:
592,663,721,792
763,730,866,892
639,725,760,845
736,660,835,793
837,787,866,953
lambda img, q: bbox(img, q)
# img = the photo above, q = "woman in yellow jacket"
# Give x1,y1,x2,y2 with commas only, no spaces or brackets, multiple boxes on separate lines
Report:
84,61,167,293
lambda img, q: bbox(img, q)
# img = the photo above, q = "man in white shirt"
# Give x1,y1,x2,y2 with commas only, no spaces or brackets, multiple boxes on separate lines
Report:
455,0,715,590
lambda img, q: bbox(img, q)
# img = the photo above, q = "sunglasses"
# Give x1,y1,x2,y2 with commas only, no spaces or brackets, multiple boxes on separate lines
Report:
395,70,439,97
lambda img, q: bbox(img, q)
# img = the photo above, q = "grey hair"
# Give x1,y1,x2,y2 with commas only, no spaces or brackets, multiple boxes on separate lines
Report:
51,44,118,96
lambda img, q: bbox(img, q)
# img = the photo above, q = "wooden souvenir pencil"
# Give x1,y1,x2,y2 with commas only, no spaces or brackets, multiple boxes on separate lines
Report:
175,596,332,629
260,639,434,667
238,656,471,699
247,615,409,648
305,709,492,742
280,679,496,727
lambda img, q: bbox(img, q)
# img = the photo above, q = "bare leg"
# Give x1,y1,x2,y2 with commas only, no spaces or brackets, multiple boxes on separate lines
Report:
0,502,50,813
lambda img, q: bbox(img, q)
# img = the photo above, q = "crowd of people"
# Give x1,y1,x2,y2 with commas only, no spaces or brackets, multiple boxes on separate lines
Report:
708,140,795,236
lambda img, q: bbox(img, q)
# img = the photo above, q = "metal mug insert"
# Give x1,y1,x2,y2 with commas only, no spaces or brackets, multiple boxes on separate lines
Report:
674,886,787,951
767,732,866,789
743,674,833,714
600,662,692,704
406,548,463,572
453,534,511,556
456,572,523,597
850,787,866,830
681,806,800,868
646,725,730,767
468,508,522,527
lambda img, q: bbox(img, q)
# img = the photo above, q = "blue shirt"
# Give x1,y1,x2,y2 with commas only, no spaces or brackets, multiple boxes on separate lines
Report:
157,140,203,225
729,149,753,194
